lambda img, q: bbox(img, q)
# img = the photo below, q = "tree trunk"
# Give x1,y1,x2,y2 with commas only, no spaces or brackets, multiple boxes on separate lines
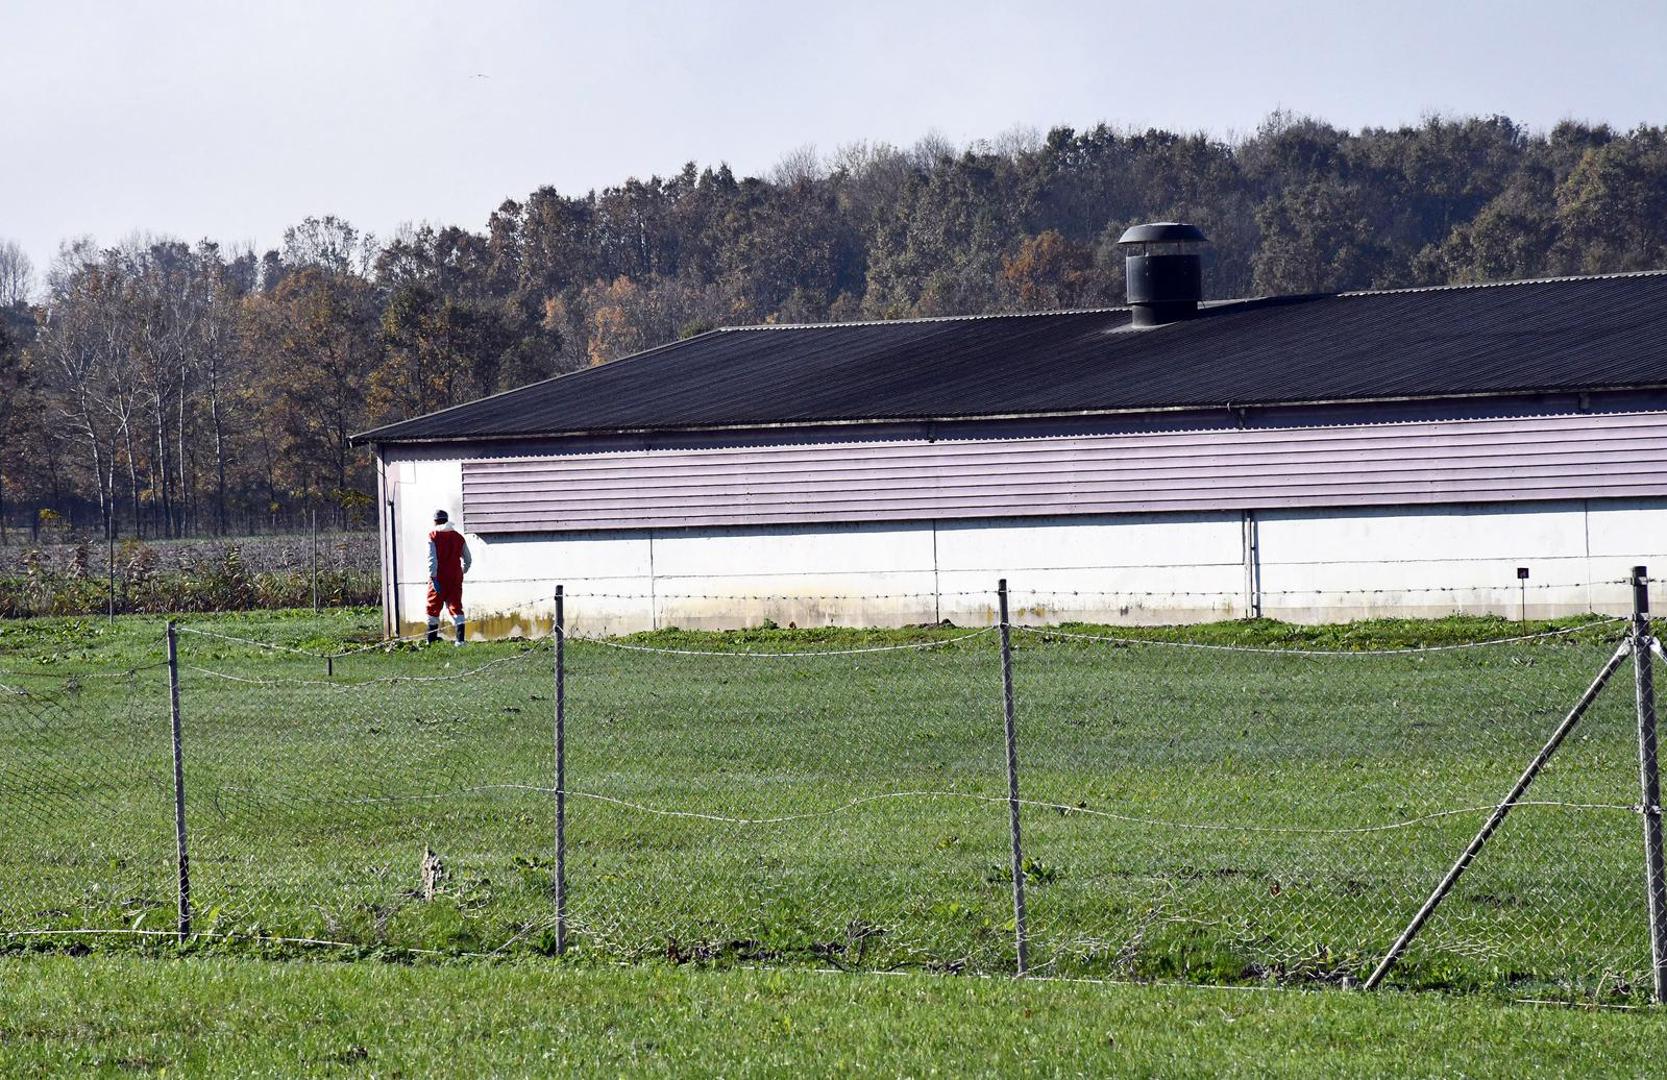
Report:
86,434,106,533
176,367,189,536
152,393,171,539
124,427,142,540
212,389,227,536
104,453,118,540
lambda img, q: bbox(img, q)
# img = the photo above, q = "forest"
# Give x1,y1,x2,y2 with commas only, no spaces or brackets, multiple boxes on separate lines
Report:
2,112,1666,541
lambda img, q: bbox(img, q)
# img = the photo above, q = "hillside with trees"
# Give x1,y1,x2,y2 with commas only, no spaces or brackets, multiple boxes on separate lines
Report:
3,112,1667,540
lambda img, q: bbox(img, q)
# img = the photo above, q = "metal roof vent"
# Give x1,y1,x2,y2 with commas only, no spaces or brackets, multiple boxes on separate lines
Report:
1117,222,1208,327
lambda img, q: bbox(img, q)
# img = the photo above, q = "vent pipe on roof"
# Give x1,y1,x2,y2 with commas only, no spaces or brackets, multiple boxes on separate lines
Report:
1117,222,1208,327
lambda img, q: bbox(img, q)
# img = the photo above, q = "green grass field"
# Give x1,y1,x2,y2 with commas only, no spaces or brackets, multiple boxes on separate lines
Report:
2,954,1664,1077
0,607,1656,1005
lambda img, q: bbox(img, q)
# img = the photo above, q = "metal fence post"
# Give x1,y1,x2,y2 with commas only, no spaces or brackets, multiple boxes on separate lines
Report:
1630,566,1667,1003
998,579,1030,976
554,585,568,956
166,621,192,942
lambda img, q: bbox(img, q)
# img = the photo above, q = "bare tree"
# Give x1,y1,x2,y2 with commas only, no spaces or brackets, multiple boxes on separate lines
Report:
983,124,1042,158
908,129,958,168
0,320,22,541
829,141,914,232
39,241,137,536
770,144,825,186
282,215,377,277
0,240,35,306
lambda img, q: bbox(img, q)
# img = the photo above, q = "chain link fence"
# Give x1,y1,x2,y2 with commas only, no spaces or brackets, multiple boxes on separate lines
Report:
0,664,173,945
564,625,1008,972
3,579,1665,1001
1003,620,1644,993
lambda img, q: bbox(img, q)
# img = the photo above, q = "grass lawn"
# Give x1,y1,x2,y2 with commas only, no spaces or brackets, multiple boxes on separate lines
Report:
1,954,1663,1077
0,608,1656,1000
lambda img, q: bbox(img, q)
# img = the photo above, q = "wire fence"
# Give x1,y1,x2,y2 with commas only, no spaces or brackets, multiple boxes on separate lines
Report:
3,578,1666,1003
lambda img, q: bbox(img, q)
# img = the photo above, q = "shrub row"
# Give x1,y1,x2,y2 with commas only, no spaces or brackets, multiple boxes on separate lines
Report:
0,543,379,617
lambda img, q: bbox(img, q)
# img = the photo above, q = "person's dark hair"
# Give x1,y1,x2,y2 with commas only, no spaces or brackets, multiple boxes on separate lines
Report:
433,509,449,524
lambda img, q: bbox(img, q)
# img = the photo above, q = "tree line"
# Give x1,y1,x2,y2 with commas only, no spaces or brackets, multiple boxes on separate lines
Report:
3,112,1666,541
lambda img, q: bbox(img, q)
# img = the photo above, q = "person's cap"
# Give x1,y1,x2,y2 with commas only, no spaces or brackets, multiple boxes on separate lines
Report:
433,509,449,523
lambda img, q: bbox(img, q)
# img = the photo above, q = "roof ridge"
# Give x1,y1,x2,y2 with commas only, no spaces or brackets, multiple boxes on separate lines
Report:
1340,267,1667,299
715,305,1132,332
716,269,1667,331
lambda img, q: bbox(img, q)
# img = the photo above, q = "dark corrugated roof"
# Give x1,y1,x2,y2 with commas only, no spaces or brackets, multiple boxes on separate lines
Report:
355,272,1667,443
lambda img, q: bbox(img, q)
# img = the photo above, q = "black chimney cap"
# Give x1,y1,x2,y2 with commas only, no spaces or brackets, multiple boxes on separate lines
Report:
1117,222,1209,245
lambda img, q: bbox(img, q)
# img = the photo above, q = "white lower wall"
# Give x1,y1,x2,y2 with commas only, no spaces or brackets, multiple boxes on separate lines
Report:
383,452,1667,636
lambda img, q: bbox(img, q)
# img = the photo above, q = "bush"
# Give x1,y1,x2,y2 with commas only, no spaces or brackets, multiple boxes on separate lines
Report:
0,542,379,618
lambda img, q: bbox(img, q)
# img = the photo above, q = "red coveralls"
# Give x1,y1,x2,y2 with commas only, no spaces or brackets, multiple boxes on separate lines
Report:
426,525,469,619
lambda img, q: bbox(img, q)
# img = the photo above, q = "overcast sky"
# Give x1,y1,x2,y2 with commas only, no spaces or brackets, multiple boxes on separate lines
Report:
4,0,1664,282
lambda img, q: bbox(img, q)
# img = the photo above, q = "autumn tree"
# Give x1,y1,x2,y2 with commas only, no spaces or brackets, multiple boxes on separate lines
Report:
372,284,516,422
243,266,381,527
11,114,1667,537
1002,230,1105,310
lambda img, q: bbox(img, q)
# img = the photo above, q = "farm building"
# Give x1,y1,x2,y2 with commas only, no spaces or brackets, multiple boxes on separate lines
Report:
352,224,1667,638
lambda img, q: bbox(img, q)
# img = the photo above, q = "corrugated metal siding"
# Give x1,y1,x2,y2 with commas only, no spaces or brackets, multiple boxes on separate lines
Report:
461,411,1667,534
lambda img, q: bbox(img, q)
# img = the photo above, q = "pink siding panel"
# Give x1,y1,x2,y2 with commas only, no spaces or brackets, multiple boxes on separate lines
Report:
462,412,1667,534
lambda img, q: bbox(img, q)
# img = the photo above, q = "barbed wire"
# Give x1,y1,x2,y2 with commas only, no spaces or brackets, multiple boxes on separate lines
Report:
1010,580,1637,600
569,627,995,658
323,628,445,656
1010,616,1626,656
157,577,1653,661
175,622,440,659
559,589,993,602
0,926,468,956
529,580,1642,603
0,661,168,680
562,788,1637,833
183,643,550,688
174,624,322,656
174,597,559,658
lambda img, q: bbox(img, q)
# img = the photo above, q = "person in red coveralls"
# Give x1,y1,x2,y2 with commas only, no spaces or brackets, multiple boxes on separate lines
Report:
426,509,472,645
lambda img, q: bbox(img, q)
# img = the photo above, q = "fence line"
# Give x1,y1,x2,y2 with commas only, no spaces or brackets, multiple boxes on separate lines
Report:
575,627,995,658
3,577,1666,1002
281,783,1635,835
1012,617,1625,656
184,645,549,688
489,579,1635,602
0,661,171,680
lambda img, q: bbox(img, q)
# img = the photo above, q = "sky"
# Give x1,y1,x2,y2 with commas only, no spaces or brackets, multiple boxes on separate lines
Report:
3,0,1665,285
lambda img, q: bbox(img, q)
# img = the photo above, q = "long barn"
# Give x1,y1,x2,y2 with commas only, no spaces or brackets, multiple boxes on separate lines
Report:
353,225,1667,638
